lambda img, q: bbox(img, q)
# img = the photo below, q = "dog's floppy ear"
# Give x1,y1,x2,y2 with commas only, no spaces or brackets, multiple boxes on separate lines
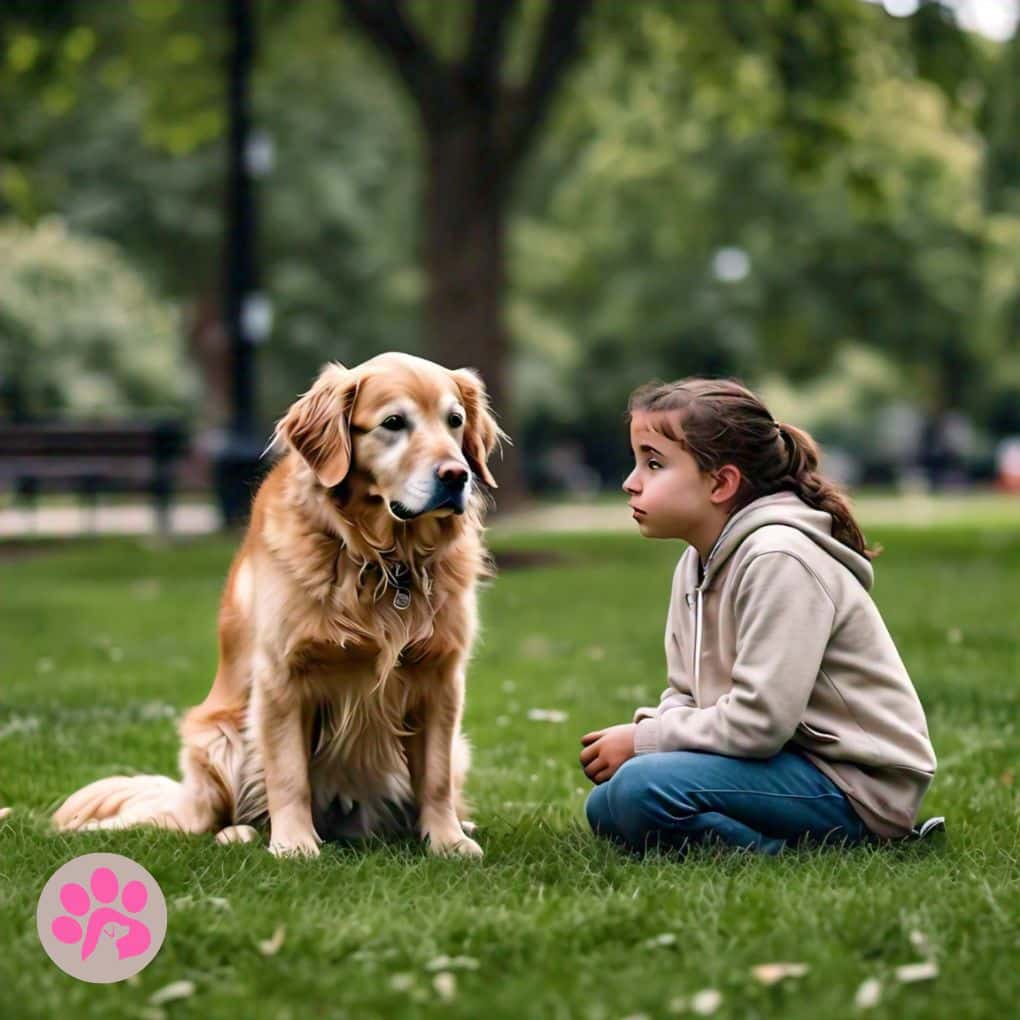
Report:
277,363,357,488
451,367,506,489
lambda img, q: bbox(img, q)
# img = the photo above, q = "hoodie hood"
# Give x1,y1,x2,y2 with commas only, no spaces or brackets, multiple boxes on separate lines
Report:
699,491,874,591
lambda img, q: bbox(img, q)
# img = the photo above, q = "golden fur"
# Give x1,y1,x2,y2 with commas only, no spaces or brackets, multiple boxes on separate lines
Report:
52,352,505,858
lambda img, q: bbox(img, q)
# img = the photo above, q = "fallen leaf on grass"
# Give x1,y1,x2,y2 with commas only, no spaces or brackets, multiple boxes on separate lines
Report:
670,989,723,1014
148,980,196,1006
426,954,479,971
521,635,552,658
895,960,938,983
854,977,882,1009
644,933,677,948
527,708,568,723
130,578,162,600
0,807,12,822
433,971,457,1001
691,989,722,1014
751,962,809,985
172,893,230,911
258,925,286,956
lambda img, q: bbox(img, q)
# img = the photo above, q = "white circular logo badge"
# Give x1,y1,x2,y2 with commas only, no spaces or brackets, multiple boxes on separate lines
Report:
36,852,167,983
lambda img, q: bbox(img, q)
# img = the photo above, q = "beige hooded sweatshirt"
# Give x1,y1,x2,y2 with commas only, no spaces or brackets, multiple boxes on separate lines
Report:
632,491,936,838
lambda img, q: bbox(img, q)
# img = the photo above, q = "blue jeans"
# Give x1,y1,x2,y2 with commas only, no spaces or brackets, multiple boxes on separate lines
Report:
585,749,871,855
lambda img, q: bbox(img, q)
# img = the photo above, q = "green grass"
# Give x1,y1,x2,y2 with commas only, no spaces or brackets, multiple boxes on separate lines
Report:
1,524,1018,1020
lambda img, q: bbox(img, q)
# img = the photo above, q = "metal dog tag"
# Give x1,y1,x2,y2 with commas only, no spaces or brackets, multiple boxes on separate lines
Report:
393,588,411,610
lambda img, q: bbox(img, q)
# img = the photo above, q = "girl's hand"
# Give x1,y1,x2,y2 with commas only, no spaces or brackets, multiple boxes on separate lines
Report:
579,724,638,784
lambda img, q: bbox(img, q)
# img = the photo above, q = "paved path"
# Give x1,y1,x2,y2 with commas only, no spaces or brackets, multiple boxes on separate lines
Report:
1,492,1016,541
0,503,218,539
489,492,1019,533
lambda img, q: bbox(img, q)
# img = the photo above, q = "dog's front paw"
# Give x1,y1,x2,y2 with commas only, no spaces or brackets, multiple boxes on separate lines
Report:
427,829,483,858
268,827,322,859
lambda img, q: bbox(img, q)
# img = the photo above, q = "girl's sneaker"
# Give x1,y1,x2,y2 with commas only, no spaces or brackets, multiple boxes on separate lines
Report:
910,816,946,840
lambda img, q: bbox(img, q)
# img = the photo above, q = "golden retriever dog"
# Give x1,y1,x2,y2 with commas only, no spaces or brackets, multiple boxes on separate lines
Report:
52,352,505,858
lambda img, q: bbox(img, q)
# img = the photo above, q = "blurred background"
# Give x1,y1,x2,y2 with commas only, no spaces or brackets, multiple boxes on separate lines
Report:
2,0,1020,537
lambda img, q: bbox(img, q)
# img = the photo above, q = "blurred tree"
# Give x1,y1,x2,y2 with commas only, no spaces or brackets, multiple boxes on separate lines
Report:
338,0,595,503
0,218,196,419
508,0,1017,484
3,0,1019,493
978,20,1020,436
0,1,416,429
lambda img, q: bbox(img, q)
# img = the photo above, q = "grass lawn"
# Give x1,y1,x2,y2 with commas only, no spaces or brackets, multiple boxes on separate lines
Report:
0,523,1017,1019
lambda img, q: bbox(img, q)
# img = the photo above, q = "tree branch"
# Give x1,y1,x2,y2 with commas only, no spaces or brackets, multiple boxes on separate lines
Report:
464,0,517,107
339,0,450,122
503,0,593,167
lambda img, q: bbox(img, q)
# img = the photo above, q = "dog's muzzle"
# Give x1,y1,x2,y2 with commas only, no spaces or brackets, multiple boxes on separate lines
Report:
390,467,470,520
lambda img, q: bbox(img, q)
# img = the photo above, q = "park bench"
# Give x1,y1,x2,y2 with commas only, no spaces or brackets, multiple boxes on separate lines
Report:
0,421,187,535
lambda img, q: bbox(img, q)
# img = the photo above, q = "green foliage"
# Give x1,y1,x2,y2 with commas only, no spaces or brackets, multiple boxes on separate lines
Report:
255,1,423,417
2,0,1019,469
1,1,423,420
0,219,197,418
510,0,1020,476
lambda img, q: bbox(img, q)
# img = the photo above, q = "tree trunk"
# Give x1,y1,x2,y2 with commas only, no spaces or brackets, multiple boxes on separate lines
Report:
339,0,594,509
422,121,526,507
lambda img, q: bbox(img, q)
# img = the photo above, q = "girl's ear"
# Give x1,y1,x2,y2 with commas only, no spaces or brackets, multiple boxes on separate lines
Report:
276,363,358,488
451,368,507,488
710,464,743,506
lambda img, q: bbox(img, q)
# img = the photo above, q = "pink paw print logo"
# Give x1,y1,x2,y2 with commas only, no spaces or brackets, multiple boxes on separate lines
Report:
37,853,167,983
54,867,151,960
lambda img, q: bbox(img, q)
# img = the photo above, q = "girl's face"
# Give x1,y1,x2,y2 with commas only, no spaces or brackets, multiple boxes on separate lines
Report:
622,411,722,542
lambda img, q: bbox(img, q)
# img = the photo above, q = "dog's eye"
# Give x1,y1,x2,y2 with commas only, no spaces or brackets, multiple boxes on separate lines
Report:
448,412,464,429
380,415,407,432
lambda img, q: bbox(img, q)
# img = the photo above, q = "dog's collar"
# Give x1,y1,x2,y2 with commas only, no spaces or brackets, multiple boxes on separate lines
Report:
384,560,413,611
359,557,422,611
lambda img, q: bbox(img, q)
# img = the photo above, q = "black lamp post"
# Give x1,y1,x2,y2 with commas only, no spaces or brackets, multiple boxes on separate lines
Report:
213,0,272,526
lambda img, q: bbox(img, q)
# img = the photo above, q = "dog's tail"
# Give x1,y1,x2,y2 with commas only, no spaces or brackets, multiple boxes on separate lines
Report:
52,774,186,832
52,706,246,835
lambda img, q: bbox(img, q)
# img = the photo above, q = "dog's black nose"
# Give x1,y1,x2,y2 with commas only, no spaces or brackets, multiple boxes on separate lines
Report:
437,462,469,491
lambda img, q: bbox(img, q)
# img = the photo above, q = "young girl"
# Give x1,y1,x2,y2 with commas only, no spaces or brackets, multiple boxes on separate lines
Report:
580,378,939,855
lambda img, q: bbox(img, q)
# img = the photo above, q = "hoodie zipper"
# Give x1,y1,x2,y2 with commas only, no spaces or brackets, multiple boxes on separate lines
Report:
692,587,704,701
685,519,738,699
685,570,710,701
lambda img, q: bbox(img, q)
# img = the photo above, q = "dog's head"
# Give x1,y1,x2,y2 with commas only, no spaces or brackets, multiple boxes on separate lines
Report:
276,353,505,521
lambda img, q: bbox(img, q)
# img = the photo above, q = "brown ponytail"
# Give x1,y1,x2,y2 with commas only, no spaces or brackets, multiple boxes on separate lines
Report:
628,378,880,561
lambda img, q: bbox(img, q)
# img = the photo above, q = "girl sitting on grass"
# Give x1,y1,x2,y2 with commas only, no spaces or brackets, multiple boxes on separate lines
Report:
580,378,940,855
